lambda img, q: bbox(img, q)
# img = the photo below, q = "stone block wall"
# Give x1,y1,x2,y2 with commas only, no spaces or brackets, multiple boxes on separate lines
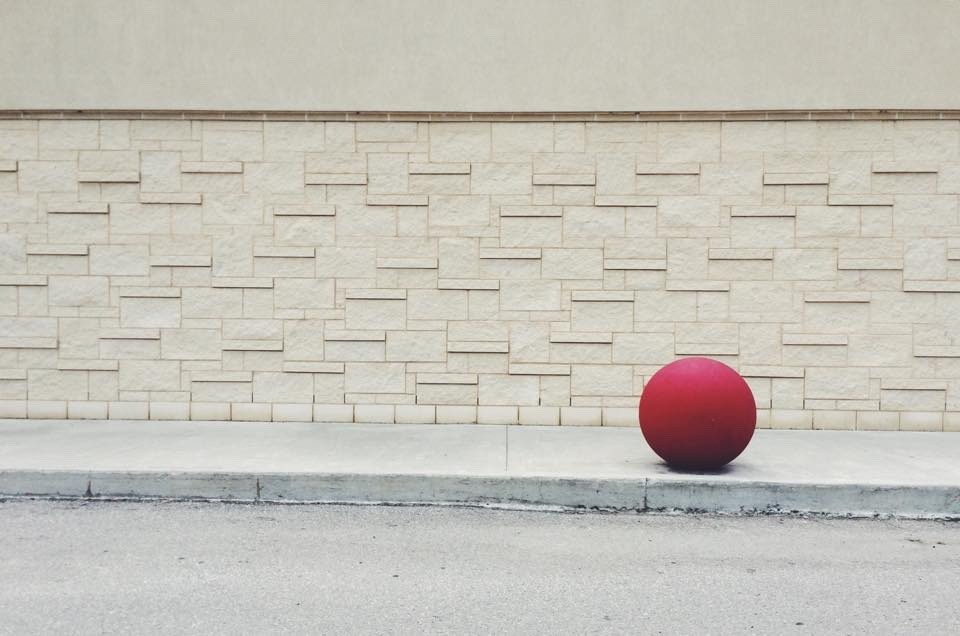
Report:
1,115,959,431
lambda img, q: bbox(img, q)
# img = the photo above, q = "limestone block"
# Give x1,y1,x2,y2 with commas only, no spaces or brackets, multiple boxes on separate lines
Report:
492,123,553,154
231,403,272,422
805,367,870,400
27,401,67,419
796,205,860,238
599,407,634,427
274,279,334,309
350,404,393,423
634,290,697,322
470,163,531,195
899,412,943,432
264,122,325,159
313,404,353,422
846,334,912,367
417,383,478,406
430,123,490,163
342,298,403,330
386,331,446,362
244,162,304,194
769,409,813,430
894,124,959,162
182,288,242,318
281,320,324,360
336,205,397,237
505,323,548,363
138,151,181,192
771,378,804,409
119,360,181,391
500,280,561,311
721,122,785,153
0,127,37,157
517,406,559,426
395,404,436,424
429,195,490,227
477,405,518,425
38,121,99,150
893,195,958,234
274,216,335,247
478,374,538,406
773,249,837,280
856,411,899,431
881,389,945,412
366,153,408,194
0,194,37,224
324,339,384,362
79,150,139,174
542,249,603,280
252,371,314,403
109,202,170,235
344,362,406,393
48,276,109,307
563,206,625,243
161,329,222,360
700,161,763,196
202,126,263,162
817,121,888,152
666,238,709,280
27,369,87,400
812,410,856,431
120,297,181,328
191,380,251,403
595,153,635,194
561,406,602,426
189,402,231,421
317,246,377,278
68,401,109,419
202,193,264,225
499,217,563,248
609,332,672,364
313,373,345,403
730,217,795,248
89,245,149,276
944,412,960,432
657,123,720,162
407,290,467,321
571,301,633,332
409,173,469,195
267,403,311,422
0,234,26,274
571,365,633,397
17,161,77,192
0,400,27,418
903,239,947,280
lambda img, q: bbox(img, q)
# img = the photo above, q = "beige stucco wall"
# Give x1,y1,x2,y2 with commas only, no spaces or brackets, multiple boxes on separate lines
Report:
2,0,960,112
1,116,959,429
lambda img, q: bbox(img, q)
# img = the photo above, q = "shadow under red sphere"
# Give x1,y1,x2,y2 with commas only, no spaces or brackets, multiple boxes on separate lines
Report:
638,357,756,470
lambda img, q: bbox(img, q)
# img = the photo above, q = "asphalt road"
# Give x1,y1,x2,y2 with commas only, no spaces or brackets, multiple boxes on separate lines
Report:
0,501,957,635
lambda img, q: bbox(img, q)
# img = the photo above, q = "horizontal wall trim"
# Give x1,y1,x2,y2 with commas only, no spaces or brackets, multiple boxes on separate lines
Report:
2,110,959,122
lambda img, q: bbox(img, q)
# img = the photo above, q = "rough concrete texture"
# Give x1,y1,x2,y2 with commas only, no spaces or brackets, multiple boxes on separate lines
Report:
1,420,959,518
3,0,960,110
0,501,958,634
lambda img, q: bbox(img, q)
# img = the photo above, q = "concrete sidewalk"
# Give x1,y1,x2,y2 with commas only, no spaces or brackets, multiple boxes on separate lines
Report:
1,419,959,518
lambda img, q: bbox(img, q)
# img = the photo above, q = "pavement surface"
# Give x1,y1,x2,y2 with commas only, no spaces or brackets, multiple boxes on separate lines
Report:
2,419,960,518
0,500,958,635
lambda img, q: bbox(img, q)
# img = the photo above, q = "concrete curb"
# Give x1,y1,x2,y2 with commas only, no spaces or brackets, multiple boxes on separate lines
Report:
2,470,958,519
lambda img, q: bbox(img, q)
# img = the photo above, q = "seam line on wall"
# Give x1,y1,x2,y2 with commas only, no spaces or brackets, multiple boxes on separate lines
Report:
1,110,958,122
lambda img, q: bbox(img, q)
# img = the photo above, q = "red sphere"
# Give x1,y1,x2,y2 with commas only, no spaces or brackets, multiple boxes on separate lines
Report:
638,357,756,470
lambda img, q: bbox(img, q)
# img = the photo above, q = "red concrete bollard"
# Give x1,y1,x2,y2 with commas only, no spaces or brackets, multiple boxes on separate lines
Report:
638,357,756,470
